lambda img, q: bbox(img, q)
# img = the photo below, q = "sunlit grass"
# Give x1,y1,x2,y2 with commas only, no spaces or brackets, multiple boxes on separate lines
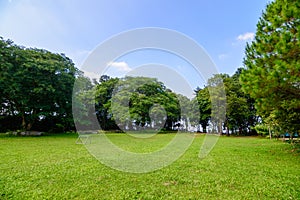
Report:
106,132,177,153
0,133,299,199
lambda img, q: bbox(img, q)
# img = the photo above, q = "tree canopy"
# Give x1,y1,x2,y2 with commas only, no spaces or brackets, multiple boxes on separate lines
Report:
0,37,80,132
94,76,181,131
240,0,300,133
0,35,259,135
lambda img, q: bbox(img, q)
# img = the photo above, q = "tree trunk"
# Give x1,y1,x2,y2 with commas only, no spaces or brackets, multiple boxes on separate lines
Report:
218,122,222,135
226,125,229,136
22,113,26,131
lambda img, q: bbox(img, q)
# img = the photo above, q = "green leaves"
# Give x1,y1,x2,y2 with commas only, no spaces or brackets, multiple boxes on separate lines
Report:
104,76,180,131
0,37,79,131
195,70,258,135
195,87,211,133
241,0,300,132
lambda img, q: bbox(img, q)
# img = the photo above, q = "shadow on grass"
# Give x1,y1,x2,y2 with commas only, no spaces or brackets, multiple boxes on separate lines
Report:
0,131,78,138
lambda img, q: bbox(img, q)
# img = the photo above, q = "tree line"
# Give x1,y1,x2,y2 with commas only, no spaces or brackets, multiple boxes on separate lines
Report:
1,0,299,136
0,36,258,135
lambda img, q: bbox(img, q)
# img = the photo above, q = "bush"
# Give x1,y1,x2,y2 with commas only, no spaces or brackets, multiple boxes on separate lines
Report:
254,124,269,136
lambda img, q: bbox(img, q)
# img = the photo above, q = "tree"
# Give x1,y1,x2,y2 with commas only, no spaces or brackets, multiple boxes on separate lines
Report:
240,0,300,132
177,94,193,131
195,87,211,133
225,69,258,135
72,73,94,130
0,37,79,132
94,75,120,130
106,76,180,131
207,74,227,134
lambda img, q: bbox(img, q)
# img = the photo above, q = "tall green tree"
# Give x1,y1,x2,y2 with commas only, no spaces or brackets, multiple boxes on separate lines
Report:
108,76,180,131
94,75,120,130
177,94,193,131
0,37,79,131
226,69,258,135
195,87,211,133
207,74,227,134
72,73,94,130
195,70,258,135
240,0,300,132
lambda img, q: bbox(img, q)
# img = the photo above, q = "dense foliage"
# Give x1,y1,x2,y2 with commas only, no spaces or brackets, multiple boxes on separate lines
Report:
72,72,258,135
84,76,182,131
194,71,258,135
240,0,300,133
0,37,80,132
1,35,259,134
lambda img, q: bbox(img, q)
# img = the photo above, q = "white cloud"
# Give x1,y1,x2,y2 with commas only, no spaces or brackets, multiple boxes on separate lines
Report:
107,61,131,72
237,32,255,41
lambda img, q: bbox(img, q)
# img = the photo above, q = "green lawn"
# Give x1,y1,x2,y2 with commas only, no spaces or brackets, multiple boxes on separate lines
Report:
0,133,299,199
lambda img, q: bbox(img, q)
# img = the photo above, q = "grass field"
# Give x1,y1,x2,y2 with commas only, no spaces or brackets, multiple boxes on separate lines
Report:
0,133,299,199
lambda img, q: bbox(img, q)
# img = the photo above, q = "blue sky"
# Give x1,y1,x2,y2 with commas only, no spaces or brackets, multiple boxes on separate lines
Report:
0,0,271,97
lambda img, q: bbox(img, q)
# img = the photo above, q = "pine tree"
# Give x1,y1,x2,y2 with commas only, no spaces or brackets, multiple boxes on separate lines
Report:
240,0,300,132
